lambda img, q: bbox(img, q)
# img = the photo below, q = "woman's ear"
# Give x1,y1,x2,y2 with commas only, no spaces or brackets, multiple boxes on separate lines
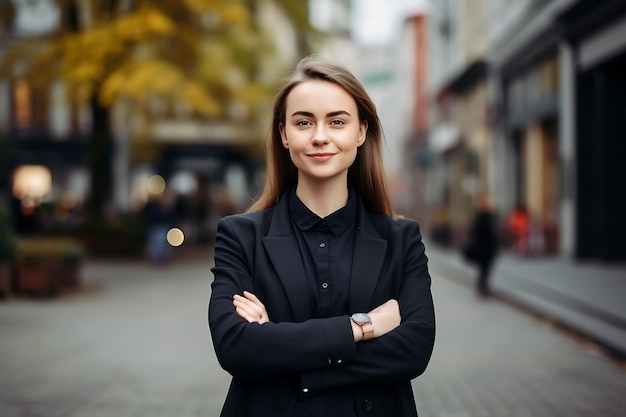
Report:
357,120,368,147
279,123,289,149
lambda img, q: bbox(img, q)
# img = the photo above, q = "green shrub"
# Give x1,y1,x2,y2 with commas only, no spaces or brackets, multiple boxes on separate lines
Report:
15,238,86,266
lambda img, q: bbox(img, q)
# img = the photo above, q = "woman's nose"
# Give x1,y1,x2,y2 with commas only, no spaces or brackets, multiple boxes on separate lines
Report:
312,125,329,144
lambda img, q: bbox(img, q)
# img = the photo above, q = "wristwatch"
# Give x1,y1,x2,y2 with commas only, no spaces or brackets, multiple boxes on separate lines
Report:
350,313,374,341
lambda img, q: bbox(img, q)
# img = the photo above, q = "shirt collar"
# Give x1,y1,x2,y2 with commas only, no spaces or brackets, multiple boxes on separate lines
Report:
289,187,358,237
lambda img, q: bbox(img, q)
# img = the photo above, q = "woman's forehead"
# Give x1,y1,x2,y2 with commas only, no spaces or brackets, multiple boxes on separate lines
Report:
286,80,357,114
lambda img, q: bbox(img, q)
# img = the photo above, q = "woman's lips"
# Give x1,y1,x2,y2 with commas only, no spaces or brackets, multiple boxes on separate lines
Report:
308,153,335,162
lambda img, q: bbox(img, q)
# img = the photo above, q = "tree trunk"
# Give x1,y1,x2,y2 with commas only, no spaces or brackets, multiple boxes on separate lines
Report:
88,94,112,220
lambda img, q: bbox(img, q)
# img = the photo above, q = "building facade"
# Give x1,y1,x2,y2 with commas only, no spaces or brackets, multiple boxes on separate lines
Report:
425,0,493,246
398,13,429,219
490,0,626,261
424,0,626,262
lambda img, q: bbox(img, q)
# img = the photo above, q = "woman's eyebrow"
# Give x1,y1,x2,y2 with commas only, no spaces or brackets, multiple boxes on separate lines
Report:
290,110,352,117
327,110,351,117
291,111,314,118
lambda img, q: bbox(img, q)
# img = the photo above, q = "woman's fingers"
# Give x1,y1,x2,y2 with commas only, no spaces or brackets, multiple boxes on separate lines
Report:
233,293,269,324
234,306,254,323
242,291,269,323
243,291,266,309
233,295,261,321
233,295,261,315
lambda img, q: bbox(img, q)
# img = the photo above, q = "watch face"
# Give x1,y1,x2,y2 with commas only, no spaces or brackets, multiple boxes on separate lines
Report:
351,313,371,324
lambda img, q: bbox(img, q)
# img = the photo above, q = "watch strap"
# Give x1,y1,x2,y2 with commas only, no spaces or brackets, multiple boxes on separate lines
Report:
361,322,374,341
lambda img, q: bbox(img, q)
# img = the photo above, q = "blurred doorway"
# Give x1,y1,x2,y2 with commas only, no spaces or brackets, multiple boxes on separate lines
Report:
576,52,626,261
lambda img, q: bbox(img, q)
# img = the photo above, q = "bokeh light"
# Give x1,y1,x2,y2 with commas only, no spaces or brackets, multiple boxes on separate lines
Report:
167,227,184,247
147,175,166,195
12,165,52,200
60,190,78,210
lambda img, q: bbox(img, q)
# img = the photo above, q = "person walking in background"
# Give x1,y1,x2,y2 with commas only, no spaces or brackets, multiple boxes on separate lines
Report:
464,193,499,296
208,56,435,417
144,191,176,263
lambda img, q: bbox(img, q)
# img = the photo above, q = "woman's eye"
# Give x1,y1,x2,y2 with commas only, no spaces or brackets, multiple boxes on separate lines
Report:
296,120,312,126
330,119,344,126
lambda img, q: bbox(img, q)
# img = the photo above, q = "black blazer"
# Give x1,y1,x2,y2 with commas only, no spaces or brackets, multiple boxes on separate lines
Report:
209,192,435,417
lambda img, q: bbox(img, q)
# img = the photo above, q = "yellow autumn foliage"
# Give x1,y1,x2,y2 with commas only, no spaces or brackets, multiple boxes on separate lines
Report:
5,0,310,124
113,7,175,41
181,0,221,12
180,81,222,117
101,61,183,104
221,4,252,26
101,60,222,117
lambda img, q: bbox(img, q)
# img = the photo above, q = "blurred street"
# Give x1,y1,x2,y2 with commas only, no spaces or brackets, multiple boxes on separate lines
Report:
1,245,625,417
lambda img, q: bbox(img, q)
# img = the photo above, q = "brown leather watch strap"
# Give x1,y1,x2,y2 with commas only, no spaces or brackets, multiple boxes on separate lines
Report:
361,322,374,341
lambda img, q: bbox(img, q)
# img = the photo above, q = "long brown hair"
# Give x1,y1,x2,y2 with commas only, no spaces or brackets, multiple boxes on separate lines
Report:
247,56,394,217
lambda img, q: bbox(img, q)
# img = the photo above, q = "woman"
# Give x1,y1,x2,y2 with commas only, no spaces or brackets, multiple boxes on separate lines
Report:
208,56,435,417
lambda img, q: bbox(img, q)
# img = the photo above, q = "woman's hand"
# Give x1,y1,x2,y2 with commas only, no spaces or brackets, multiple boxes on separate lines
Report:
368,299,401,338
350,299,401,342
233,291,269,324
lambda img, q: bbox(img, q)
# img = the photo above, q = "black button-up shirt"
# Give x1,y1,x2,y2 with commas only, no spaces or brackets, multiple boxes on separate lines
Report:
289,187,359,417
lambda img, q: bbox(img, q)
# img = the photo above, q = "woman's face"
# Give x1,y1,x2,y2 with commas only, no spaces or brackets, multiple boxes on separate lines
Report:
279,80,367,187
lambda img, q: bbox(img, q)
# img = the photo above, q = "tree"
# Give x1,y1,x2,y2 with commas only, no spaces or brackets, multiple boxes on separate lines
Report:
2,0,314,219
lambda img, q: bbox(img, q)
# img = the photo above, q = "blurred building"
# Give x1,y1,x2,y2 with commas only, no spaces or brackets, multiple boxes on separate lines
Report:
0,0,92,233
309,0,357,67
426,0,492,246
389,13,429,217
490,0,626,261
424,0,626,262
353,8,429,217
0,0,304,240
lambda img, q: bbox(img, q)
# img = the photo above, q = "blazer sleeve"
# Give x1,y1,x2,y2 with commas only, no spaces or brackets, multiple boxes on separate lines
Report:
208,215,358,381
300,220,435,392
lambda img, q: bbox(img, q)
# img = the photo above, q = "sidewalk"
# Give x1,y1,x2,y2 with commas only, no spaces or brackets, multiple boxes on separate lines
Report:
425,242,626,359
3,245,626,417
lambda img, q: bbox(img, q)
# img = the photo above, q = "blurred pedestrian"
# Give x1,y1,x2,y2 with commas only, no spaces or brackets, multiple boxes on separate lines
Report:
144,192,175,263
464,193,499,296
208,56,435,417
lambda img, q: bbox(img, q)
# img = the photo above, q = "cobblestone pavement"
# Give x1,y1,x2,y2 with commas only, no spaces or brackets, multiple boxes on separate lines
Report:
1,248,625,417
413,259,626,417
0,250,230,417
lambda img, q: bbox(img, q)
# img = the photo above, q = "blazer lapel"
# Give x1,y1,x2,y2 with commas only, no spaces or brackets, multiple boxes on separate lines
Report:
349,202,388,313
262,193,310,322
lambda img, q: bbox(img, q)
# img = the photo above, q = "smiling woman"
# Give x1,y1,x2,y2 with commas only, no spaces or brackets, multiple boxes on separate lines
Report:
278,79,367,209
208,56,435,417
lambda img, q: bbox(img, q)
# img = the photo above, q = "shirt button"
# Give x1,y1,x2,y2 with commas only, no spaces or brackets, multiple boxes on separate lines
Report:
321,282,329,289
319,242,326,248
302,388,309,393
363,399,373,411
